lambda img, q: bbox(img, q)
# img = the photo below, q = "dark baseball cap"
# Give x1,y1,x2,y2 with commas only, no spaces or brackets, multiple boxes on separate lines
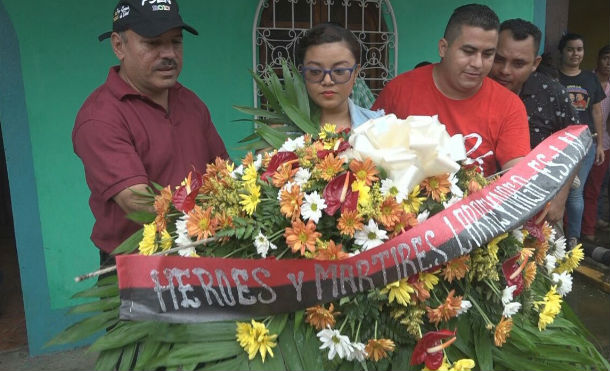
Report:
98,0,198,41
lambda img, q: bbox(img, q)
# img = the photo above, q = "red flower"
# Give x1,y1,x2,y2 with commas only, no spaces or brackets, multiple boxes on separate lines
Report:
316,139,351,159
323,172,358,215
172,171,203,213
524,218,545,242
261,151,299,181
502,253,527,296
411,329,456,370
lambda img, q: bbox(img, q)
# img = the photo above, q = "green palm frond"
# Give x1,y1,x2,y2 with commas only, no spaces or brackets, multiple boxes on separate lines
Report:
233,59,319,151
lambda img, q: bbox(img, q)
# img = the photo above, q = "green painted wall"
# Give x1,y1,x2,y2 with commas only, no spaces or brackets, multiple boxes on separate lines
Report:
1,0,539,355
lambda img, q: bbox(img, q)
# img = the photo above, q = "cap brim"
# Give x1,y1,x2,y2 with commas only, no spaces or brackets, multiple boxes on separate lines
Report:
97,23,197,42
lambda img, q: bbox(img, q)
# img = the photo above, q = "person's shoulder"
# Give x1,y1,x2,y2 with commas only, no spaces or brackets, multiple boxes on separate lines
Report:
483,77,520,100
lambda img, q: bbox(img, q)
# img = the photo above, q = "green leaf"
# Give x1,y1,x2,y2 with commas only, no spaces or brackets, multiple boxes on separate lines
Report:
67,296,120,314
117,342,137,371
46,310,118,346
125,210,156,224
280,103,318,135
278,320,304,371
153,322,237,343
391,346,418,371
233,105,288,122
90,321,161,352
200,354,249,371
249,349,286,371
133,341,168,371
95,348,122,371
72,284,118,299
165,341,242,366
474,323,493,371
250,69,282,113
255,122,289,149
289,62,310,115
150,181,165,191
96,274,118,286
293,310,304,334
267,314,289,336
293,324,324,371
112,228,144,255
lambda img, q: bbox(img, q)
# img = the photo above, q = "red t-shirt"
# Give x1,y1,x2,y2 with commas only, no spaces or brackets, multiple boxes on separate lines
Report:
73,67,229,253
372,64,530,176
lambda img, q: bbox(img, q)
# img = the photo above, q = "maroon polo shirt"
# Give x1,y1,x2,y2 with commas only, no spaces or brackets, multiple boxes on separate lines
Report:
73,66,229,253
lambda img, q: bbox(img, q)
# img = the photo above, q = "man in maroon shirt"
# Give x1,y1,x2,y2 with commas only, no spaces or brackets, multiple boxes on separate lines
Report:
73,0,228,259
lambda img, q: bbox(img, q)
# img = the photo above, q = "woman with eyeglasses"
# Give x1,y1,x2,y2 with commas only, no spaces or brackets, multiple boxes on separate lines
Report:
295,23,384,131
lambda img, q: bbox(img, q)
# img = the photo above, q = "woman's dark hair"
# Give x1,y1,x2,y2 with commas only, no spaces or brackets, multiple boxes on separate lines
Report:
295,23,360,66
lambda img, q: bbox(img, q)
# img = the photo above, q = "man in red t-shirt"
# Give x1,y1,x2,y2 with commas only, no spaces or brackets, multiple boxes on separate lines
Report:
73,0,228,258
372,4,530,177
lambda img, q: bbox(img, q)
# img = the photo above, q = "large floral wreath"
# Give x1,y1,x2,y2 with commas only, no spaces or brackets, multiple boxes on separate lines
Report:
50,62,609,371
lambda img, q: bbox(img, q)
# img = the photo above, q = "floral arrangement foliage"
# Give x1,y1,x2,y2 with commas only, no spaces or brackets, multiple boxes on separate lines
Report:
49,120,609,371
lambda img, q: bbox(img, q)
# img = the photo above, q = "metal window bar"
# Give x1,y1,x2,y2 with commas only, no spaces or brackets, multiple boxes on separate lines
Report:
252,0,398,107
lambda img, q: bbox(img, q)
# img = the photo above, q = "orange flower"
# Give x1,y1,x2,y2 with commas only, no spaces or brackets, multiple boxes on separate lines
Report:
535,241,549,265
337,209,364,237
315,153,344,181
409,279,431,303
349,158,379,186
520,247,534,261
272,163,298,188
187,205,218,240
468,179,483,194
279,184,303,220
314,240,349,261
542,222,553,240
421,174,451,202
442,256,470,282
154,185,173,232
524,261,537,288
426,290,462,325
377,197,403,229
305,303,340,330
390,211,418,237
262,151,274,168
365,338,395,361
284,219,321,255
242,152,254,167
494,316,513,347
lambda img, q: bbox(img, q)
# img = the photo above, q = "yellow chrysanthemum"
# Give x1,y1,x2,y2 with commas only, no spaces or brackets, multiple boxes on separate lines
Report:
352,180,371,207
555,244,584,274
403,185,426,214
242,163,258,186
536,285,562,331
159,229,172,251
239,183,261,215
138,222,157,255
381,278,415,306
235,320,277,363
487,232,508,256
451,359,476,371
318,123,336,139
419,271,439,290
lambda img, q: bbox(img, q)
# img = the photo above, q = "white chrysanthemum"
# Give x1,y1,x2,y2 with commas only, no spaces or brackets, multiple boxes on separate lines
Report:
175,215,192,248
253,153,263,170
279,136,305,152
417,210,430,224
502,302,522,318
448,173,464,198
380,178,408,202
230,164,244,179
457,300,472,315
301,191,327,223
254,231,277,258
178,247,197,257
512,228,525,243
545,223,557,242
501,285,517,305
294,168,311,187
442,196,461,209
354,219,388,251
545,254,557,273
552,236,567,260
317,328,354,360
552,271,573,297
277,181,295,201
347,341,367,362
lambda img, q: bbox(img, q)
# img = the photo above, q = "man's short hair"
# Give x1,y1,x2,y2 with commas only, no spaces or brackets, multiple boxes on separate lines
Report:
558,33,585,52
443,4,499,42
599,44,610,58
500,19,542,56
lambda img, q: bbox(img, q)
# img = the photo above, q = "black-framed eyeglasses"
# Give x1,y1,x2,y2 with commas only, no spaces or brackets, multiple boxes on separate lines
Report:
300,64,358,84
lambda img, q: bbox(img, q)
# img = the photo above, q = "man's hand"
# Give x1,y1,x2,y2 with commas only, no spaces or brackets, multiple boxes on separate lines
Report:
113,184,155,221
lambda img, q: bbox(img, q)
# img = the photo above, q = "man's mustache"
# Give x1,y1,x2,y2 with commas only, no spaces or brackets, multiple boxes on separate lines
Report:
155,58,178,70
